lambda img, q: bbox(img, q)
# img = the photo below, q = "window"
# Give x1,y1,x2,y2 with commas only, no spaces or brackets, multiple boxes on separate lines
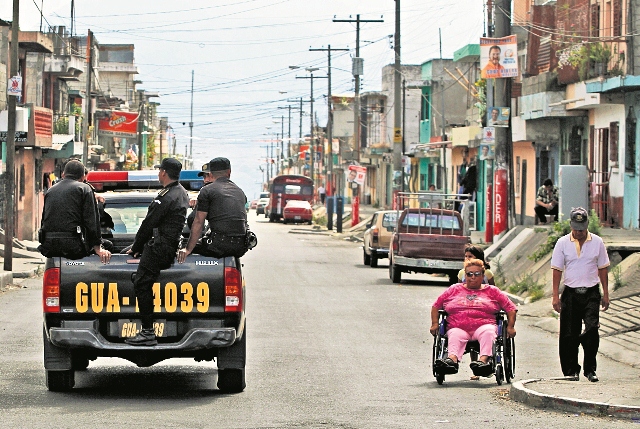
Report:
613,0,622,37
610,122,619,163
382,212,398,228
591,4,600,38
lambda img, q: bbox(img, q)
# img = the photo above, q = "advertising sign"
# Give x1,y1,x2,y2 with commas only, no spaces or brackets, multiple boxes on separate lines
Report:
98,111,139,137
0,131,27,143
487,107,510,127
482,127,495,143
347,165,366,186
7,74,22,97
493,168,508,239
480,36,518,79
479,143,495,160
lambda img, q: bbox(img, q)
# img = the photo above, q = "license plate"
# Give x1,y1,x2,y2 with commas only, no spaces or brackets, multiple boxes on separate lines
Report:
295,216,301,220
118,319,167,338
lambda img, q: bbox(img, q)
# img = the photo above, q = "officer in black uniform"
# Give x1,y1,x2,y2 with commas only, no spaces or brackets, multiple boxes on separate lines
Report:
125,158,189,346
38,159,111,263
177,157,248,262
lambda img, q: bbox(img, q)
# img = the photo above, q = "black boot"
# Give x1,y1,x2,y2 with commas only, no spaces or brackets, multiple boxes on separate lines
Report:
125,328,157,346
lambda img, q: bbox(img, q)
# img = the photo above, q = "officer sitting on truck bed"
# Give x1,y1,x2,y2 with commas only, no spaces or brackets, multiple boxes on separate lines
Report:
125,158,190,346
177,157,249,262
38,159,111,264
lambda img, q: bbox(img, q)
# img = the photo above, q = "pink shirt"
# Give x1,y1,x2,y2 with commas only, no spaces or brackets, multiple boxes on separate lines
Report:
550,231,610,287
432,283,517,333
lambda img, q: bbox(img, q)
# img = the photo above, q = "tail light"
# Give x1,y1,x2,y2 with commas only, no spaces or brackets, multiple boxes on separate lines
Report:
224,267,243,312
392,235,399,251
372,227,379,245
43,268,61,313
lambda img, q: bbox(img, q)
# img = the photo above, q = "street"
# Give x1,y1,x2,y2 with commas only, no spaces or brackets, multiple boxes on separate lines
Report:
0,216,633,428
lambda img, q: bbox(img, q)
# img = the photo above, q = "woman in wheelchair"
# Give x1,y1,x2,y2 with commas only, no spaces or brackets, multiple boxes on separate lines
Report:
430,258,517,377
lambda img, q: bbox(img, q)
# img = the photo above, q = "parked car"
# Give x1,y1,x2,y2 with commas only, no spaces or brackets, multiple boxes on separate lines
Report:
282,200,313,224
363,210,397,267
256,197,270,215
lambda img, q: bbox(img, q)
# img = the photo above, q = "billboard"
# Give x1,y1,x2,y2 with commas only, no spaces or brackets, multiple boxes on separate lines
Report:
98,111,139,137
480,36,518,79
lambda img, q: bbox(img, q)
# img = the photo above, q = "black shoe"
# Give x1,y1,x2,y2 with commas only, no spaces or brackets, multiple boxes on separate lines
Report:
125,328,157,346
585,372,599,382
471,361,494,377
435,358,459,374
566,373,579,381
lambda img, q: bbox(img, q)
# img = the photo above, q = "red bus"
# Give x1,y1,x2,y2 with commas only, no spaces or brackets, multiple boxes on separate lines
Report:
266,175,314,222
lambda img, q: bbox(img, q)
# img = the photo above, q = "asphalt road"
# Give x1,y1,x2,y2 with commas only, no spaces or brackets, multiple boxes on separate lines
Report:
0,213,633,428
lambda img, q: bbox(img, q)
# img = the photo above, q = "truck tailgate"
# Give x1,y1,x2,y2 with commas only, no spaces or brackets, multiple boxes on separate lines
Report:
57,254,227,316
396,233,469,259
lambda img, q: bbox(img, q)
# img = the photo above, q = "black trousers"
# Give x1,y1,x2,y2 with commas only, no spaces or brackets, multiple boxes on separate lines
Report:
133,265,160,329
559,286,601,376
534,204,558,223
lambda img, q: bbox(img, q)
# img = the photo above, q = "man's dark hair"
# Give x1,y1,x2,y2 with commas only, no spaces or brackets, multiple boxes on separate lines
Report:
63,160,85,180
543,178,553,187
489,45,501,53
166,169,180,180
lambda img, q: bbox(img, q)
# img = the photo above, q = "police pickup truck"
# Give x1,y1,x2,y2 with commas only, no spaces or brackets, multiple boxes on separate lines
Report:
42,170,246,393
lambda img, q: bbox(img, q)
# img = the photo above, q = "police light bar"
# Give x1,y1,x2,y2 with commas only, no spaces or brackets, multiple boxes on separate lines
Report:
86,170,204,191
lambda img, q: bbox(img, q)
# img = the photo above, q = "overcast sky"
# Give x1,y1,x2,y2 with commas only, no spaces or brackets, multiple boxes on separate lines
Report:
1,0,485,198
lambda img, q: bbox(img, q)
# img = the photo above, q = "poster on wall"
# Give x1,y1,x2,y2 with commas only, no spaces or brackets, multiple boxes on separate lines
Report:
98,111,139,137
480,35,518,79
479,143,495,160
487,107,510,127
347,165,366,186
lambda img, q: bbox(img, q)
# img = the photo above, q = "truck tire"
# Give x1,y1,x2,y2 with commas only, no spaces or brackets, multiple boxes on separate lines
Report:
389,261,401,283
370,253,378,268
46,370,75,392
217,326,246,393
363,249,371,266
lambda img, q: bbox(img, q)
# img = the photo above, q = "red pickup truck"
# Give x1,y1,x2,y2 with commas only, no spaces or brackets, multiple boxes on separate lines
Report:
388,207,470,284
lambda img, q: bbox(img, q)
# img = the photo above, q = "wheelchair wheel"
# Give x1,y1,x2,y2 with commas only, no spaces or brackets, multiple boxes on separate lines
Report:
504,337,515,383
495,364,503,385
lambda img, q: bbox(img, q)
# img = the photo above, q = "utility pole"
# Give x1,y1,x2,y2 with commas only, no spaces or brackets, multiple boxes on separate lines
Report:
4,0,19,271
278,105,293,159
493,0,514,235
393,0,402,199
439,28,447,194
297,70,327,192
189,70,194,169
82,29,93,166
310,45,349,197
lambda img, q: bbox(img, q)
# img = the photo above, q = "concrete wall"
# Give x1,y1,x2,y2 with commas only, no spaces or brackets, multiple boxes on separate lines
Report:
381,64,421,146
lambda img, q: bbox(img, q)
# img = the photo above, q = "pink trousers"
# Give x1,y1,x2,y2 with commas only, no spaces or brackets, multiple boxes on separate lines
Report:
447,324,497,361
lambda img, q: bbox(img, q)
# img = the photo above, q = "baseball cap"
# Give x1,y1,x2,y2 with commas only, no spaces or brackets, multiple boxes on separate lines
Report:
198,157,231,177
154,158,182,176
570,207,588,231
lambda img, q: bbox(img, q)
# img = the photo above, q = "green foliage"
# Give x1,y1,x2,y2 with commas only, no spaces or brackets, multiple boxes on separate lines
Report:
313,214,326,226
612,265,625,291
529,210,601,262
492,257,506,290
507,271,545,302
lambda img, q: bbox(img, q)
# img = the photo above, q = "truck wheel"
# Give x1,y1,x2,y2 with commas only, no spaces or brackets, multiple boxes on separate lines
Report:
389,262,401,283
370,253,378,268
46,370,75,392
363,249,371,266
217,368,245,393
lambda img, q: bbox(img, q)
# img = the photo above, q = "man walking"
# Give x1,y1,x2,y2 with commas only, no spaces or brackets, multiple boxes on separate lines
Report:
551,207,610,382
126,158,189,346
178,157,248,262
38,159,111,264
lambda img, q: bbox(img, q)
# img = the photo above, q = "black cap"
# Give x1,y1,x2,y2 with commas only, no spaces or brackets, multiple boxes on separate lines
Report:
198,157,231,176
570,207,588,231
154,157,182,176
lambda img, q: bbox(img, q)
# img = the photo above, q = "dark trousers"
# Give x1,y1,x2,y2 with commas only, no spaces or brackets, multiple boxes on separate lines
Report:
133,265,160,329
559,286,601,376
534,204,558,223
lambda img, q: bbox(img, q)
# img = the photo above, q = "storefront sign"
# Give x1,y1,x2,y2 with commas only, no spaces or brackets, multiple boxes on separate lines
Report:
0,131,28,142
98,111,138,137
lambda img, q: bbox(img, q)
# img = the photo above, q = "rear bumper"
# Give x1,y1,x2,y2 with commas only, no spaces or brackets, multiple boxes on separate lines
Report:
49,327,236,351
393,256,462,270
366,246,389,257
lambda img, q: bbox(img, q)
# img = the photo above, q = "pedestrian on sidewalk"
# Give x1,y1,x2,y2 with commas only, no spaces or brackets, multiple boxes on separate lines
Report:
318,184,326,205
551,207,610,382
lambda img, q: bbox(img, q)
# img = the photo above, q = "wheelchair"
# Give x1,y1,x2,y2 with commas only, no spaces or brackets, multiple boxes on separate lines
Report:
432,310,515,385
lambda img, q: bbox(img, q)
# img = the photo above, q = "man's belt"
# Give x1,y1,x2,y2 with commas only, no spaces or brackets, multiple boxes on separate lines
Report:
566,285,598,295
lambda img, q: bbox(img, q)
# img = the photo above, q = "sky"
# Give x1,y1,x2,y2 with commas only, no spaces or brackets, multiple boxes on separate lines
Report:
1,0,485,199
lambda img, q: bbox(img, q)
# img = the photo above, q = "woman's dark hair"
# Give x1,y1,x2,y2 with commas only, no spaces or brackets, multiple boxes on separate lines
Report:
465,245,490,270
543,178,553,187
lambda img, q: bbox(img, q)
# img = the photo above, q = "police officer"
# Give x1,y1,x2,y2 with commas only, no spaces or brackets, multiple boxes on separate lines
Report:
177,157,248,262
38,159,111,263
551,207,610,382
125,158,189,346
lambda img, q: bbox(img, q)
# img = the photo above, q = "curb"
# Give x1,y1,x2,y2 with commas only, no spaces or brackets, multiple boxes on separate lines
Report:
510,378,640,419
